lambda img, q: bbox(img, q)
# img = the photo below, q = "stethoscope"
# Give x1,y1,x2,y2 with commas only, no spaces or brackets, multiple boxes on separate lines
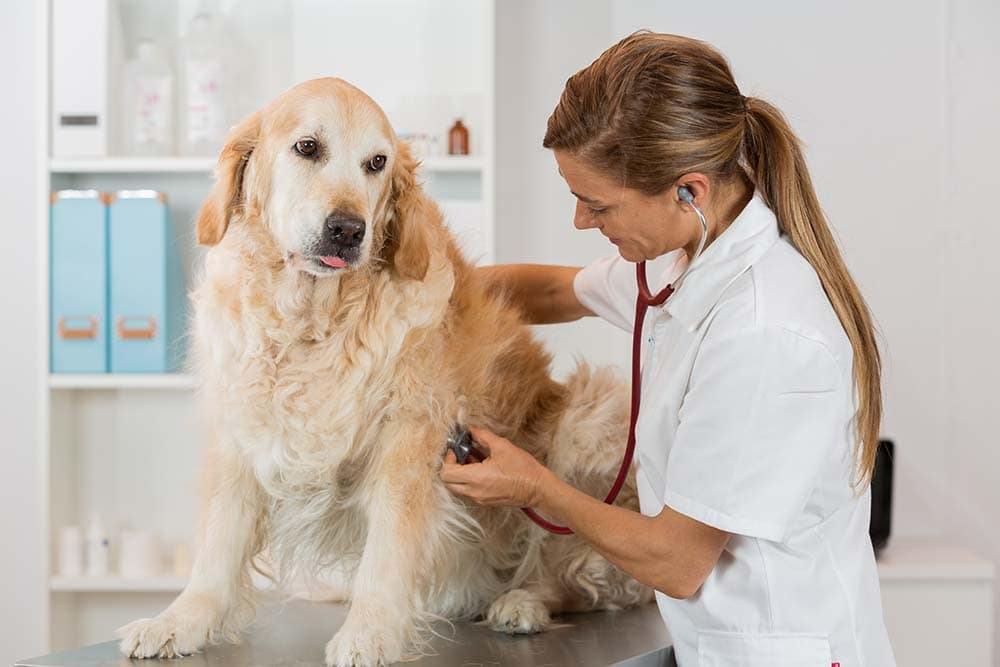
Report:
449,185,709,535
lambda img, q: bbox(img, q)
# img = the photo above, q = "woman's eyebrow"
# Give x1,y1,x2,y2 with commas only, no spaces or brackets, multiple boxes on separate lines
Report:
571,191,604,205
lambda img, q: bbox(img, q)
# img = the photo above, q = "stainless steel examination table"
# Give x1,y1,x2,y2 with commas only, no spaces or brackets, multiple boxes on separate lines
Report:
16,597,676,667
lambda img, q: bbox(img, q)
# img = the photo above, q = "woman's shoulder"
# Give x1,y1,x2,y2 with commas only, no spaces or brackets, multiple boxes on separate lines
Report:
704,237,852,367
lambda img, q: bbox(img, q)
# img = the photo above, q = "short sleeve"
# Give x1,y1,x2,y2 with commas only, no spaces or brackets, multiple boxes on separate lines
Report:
572,253,637,332
661,325,845,542
573,251,686,333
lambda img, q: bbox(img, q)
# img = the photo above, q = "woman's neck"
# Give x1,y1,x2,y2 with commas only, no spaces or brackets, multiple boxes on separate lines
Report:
686,176,755,259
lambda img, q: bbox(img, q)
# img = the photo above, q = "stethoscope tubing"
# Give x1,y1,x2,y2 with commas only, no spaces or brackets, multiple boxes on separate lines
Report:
471,200,710,535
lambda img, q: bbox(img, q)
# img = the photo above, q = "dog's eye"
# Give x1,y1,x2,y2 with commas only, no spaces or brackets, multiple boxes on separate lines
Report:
366,155,387,173
294,139,318,157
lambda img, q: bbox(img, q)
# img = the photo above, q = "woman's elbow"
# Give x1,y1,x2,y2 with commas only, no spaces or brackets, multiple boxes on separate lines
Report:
650,566,710,600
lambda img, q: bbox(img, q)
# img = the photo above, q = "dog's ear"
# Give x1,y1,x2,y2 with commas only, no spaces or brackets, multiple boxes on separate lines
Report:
196,112,261,246
386,142,432,281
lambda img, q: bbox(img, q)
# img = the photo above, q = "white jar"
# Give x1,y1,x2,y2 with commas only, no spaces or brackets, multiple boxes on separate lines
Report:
123,40,174,156
58,525,83,577
120,529,161,578
84,515,110,577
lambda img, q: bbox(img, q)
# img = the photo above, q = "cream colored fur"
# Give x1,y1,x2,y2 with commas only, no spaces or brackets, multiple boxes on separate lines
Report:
117,78,651,667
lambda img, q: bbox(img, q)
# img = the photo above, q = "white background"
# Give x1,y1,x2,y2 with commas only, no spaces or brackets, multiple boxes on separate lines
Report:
3,0,999,664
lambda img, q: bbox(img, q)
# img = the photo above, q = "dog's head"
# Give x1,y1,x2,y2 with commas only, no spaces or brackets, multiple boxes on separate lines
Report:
197,77,431,281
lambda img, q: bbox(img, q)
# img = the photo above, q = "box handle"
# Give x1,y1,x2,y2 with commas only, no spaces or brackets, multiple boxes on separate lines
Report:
117,316,158,340
58,316,98,340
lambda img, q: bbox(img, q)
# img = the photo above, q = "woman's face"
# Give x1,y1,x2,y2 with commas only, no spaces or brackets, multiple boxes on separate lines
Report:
554,149,698,262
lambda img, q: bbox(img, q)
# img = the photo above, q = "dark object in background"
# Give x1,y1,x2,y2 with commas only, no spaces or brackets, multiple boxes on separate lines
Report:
869,439,894,557
448,119,469,155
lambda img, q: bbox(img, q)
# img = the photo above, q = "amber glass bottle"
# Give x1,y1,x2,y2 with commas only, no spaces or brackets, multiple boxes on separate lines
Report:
448,119,469,155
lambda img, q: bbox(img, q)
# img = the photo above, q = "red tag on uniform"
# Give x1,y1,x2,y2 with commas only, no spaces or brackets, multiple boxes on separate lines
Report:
832,663,840,667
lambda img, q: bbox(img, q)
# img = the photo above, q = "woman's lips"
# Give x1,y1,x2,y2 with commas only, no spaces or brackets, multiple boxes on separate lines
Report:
609,238,621,245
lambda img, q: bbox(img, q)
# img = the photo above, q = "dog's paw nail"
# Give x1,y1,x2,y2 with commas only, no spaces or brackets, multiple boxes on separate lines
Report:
487,589,551,635
325,621,402,667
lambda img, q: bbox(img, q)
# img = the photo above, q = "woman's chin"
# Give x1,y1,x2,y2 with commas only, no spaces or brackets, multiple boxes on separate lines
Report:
617,245,642,263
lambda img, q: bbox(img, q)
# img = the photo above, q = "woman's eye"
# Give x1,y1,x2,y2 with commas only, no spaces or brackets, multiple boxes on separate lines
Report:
367,154,387,173
588,207,607,216
294,139,318,157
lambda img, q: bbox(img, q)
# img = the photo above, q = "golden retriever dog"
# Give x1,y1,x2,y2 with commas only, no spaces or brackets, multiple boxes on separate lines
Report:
117,78,650,667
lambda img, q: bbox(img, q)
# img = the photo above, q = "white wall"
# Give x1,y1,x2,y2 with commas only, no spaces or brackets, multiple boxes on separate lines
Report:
495,0,631,375
0,1,45,665
496,0,1000,661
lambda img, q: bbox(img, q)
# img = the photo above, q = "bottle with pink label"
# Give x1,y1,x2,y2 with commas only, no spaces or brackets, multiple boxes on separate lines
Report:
124,40,174,156
177,10,228,156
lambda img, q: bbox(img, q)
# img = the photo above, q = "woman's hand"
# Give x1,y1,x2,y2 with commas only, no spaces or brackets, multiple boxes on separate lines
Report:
440,426,550,507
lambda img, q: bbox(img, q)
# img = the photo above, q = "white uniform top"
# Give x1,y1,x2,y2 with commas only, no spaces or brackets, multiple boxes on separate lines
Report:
573,192,895,667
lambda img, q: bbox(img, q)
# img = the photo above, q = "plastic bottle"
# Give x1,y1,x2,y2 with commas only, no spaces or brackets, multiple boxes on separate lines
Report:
177,10,227,156
124,40,174,156
85,515,110,577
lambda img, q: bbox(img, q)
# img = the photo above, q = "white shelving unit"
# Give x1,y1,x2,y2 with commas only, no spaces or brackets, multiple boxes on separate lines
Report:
49,157,217,174
49,374,197,390
877,539,994,666
36,0,495,653
50,155,485,175
50,575,188,594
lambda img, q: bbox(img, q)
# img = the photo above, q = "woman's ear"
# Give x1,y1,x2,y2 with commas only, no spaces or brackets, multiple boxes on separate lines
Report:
196,112,261,246
386,142,432,281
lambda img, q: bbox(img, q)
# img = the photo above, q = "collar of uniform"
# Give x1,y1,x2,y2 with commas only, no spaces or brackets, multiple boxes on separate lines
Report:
662,190,780,331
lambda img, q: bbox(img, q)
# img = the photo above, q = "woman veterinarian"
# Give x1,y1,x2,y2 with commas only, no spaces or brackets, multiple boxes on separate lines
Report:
440,32,895,667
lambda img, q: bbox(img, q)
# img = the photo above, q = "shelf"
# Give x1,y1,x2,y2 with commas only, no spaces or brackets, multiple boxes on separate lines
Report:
49,155,484,175
49,157,217,174
418,156,484,172
48,374,197,390
877,538,995,582
50,575,187,593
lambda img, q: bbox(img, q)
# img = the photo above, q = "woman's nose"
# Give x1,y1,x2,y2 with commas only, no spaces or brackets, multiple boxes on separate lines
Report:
574,202,596,230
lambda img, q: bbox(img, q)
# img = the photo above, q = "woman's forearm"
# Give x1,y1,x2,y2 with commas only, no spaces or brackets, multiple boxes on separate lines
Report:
476,264,591,324
533,467,722,599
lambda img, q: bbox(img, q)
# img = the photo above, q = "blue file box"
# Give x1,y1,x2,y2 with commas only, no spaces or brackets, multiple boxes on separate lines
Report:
108,191,184,373
50,190,108,373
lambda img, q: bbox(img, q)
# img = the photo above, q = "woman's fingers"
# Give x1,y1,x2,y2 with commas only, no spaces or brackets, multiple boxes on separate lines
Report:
440,462,474,484
468,426,506,455
440,426,547,507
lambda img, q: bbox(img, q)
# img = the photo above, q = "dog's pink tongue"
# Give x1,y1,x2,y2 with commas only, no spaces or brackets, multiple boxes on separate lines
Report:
320,256,347,269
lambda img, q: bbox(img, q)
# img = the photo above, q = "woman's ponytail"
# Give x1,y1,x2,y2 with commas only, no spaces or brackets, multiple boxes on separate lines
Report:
743,96,883,487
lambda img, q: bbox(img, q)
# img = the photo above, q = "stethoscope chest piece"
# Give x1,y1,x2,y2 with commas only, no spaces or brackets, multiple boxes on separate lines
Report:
447,425,474,464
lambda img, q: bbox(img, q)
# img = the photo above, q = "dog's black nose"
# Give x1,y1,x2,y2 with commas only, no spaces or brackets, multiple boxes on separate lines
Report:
325,214,366,247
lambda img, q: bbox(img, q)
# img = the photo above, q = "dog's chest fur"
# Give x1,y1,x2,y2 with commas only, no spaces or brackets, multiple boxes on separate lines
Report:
194,249,454,498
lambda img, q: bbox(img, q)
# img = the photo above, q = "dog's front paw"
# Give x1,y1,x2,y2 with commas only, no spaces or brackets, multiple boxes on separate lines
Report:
325,613,404,667
117,594,220,659
487,588,552,634
117,614,206,659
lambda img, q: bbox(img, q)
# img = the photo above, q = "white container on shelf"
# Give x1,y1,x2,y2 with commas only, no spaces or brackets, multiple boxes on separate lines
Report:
84,515,110,577
51,0,109,157
177,10,229,157
57,526,84,577
123,40,174,156
119,529,162,578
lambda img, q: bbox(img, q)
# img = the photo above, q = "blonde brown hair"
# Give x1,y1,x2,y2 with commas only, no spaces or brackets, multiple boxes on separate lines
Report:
545,31,882,486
